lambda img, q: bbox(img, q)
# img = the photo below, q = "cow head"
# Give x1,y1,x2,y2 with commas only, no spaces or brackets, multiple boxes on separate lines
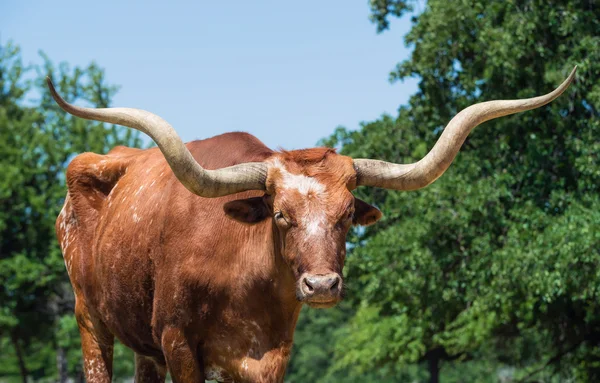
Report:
223,150,382,308
46,67,576,308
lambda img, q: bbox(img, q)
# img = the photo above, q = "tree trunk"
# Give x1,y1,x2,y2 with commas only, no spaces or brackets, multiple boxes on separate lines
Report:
11,332,29,383
57,345,68,383
428,352,440,383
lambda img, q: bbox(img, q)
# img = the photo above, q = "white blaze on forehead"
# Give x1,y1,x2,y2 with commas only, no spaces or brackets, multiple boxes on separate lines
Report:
271,159,329,237
271,159,326,196
282,172,325,196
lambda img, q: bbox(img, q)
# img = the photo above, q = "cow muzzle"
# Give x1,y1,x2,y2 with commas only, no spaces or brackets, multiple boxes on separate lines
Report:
297,273,342,308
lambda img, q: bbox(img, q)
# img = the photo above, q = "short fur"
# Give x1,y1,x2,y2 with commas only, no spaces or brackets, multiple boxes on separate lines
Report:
56,132,381,383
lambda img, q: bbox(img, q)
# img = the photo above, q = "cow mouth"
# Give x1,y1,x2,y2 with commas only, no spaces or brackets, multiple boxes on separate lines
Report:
305,299,340,309
296,293,342,308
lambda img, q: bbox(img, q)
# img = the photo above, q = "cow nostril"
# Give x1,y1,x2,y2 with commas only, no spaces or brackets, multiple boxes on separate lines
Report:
329,277,340,292
303,278,314,293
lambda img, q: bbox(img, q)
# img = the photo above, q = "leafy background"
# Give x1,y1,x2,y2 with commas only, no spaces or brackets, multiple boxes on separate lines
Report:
1,0,599,382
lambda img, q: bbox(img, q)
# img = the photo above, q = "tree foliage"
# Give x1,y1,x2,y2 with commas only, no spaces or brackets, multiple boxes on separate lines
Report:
1,0,599,381
288,0,599,382
0,41,142,382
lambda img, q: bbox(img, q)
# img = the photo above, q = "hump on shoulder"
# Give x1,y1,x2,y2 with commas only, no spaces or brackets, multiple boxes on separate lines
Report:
186,132,275,169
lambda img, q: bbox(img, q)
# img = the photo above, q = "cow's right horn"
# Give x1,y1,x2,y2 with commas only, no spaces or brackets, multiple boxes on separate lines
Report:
47,78,267,198
353,66,577,191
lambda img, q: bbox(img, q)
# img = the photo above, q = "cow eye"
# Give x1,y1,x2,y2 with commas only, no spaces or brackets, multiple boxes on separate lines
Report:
274,211,292,227
347,211,355,222
274,211,288,222
339,209,354,225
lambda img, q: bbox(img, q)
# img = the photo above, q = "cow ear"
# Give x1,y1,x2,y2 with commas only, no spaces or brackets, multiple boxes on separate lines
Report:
353,198,382,226
224,197,270,224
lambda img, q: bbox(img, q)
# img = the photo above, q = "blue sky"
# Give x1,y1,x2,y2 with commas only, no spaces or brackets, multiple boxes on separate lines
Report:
2,1,420,150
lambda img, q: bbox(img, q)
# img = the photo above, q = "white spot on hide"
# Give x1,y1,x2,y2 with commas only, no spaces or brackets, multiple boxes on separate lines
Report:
305,213,326,237
269,159,329,238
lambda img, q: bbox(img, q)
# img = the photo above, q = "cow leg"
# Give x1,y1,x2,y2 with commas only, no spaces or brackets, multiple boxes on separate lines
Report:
161,327,204,383
240,346,291,383
135,354,167,382
75,299,114,383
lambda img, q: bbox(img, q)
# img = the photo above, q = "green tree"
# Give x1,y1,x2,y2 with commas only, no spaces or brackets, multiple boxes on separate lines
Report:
288,0,599,382
0,41,142,382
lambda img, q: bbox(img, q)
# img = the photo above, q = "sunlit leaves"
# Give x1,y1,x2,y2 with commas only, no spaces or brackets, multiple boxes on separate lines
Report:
289,0,599,381
0,41,142,381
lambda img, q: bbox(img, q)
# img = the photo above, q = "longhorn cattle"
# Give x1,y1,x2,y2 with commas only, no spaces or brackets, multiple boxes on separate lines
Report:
50,67,575,383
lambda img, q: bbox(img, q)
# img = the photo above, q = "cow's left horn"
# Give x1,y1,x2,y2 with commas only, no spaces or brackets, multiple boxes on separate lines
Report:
47,78,267,198
353,66,576,191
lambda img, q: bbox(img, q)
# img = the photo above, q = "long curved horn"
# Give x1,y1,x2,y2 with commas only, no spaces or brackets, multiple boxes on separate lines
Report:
47,77,267,198
353,67,577,191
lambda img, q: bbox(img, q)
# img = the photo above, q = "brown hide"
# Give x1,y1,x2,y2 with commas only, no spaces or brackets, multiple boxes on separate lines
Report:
56,132,380,383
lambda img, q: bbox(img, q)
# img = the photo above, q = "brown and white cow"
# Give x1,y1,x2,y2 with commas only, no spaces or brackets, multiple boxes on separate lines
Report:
50,67,575,383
